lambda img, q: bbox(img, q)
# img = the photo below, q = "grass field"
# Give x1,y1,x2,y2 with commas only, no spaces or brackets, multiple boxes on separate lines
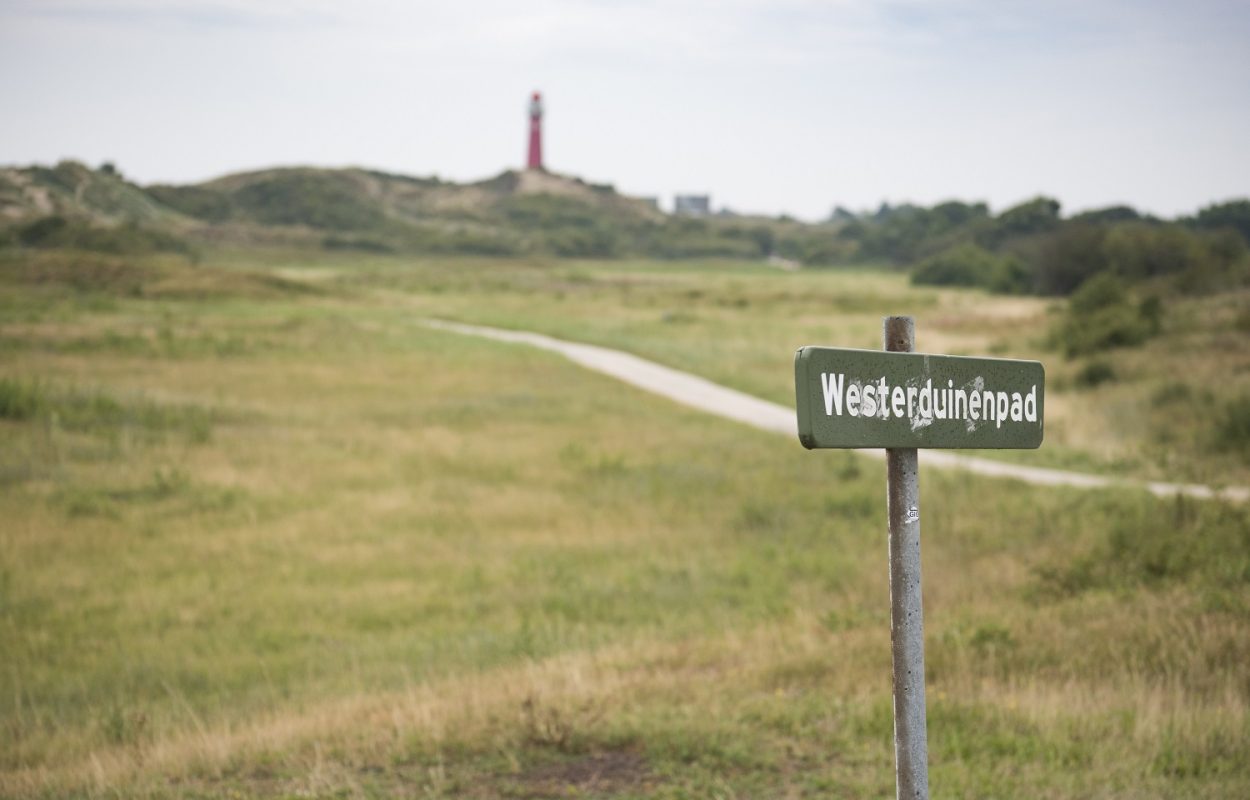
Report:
295,251,1250,487
1,250,1248,798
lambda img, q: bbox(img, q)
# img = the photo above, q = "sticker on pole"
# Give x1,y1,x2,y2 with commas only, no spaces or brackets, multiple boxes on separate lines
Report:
794,347,1044,449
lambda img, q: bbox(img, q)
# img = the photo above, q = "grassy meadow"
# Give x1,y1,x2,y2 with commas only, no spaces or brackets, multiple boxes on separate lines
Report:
1,249,1249,798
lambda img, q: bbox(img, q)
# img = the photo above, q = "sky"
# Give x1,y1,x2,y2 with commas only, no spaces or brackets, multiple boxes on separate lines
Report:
1,0,1248,220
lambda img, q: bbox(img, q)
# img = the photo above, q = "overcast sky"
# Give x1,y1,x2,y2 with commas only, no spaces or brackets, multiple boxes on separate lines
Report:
1,0,1247,219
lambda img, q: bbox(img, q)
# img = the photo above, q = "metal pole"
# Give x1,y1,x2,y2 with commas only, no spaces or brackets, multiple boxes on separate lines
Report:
884,315,930,799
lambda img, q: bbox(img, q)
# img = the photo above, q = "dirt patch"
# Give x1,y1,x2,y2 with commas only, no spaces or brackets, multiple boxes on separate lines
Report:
509,749,652,798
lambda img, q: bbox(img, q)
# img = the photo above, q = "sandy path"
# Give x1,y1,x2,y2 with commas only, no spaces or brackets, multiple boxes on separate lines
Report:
426,319,1249,504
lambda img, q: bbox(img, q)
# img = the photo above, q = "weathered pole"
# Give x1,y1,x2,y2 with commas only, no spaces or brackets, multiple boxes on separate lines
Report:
883,315,930,799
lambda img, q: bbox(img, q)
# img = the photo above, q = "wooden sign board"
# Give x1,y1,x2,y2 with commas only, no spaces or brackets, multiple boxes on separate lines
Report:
794,346,1045,449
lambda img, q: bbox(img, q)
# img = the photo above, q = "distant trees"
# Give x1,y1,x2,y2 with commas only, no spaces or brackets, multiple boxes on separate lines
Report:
830,192,1250,300
232,173,386,231
848,192,1250,358
911,243,1028,294
1052,273,1162,357
1032,223,1108,295
11,215,192,256
147,185,234,222
836,200,991,266
1190,199,1250,242
1070,205,1141,225
994,197,1061,237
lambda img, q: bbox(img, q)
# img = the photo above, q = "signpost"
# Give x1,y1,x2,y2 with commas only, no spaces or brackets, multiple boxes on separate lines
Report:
794,317,1044,800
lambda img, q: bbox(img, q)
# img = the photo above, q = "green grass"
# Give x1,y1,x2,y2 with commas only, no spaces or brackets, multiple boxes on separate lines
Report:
297,252,1250,485
0,251,1247,797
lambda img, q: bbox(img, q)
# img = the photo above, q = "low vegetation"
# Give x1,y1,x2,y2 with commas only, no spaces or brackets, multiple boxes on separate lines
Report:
11,215,195,258
856,197,1250,300
1,161,847,264
5,160,1246,307
1,250,1248,797
1051,274,1162,357
326,253,1250,485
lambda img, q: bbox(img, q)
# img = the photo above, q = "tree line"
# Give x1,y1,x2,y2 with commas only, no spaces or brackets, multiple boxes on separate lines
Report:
828,197,1250,297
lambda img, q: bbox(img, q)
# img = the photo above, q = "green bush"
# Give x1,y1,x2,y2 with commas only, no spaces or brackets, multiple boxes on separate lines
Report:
1032,223,1109,295
147,184,234,222
993,196,1061,238
1151,382,1192,407
1213,395,1250,461
910,242,1029,293
1069,272,1126,315
1235,306,1250,333
834,201,990,265
0,379,213,443
1036,495,1250,595
1102,223,1248,293
723,224,774,257
1053,274,1160,357
13,215,193,256
0,377,45,420
499,194,627,257
15,215,70,246
1074,360,1116,389
1190,198,1250,243
231,172,385,231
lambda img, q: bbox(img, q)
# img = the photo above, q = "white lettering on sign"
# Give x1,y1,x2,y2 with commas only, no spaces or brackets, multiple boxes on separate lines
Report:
821,372,844,416
819,373,1038,430
965,376,985,432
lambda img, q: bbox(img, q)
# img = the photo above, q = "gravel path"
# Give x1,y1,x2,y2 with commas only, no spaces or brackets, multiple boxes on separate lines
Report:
427,319,1249,504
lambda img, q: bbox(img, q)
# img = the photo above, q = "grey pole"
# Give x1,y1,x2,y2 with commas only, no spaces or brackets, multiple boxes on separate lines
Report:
884,316,930,799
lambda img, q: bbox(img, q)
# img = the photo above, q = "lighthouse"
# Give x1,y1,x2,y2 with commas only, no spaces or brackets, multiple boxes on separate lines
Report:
526,91,543,171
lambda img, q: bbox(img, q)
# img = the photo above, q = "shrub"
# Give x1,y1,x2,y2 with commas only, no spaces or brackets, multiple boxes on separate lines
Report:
0,378,45,420
1074,361,1116,388
1033,223,1109,295
231,172,385,231
1151,382,1192,407
1213,395,1250,461
1104,223,1248,293
1070,205,1141,225
1035,495,1250,595
911,243,1029,293
13,215,193,256
1235,306,1250,333
147,184,233,222
994,196,1061,238
1190,198,1250,243
1069,272,1126,315
1053,274,1160,357
16,215,71,246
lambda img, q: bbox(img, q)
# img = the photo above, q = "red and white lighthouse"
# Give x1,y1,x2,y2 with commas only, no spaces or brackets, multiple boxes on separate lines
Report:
526,91,543,171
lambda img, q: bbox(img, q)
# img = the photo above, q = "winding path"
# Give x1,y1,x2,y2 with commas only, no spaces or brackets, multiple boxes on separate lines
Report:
426,319,1249,504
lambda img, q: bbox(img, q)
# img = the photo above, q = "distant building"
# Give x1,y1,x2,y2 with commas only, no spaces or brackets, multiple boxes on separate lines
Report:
674,194,710,216
526,91,544,170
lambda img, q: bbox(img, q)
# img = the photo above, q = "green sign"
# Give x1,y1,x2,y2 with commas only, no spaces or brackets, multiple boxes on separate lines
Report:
795,347,1045,449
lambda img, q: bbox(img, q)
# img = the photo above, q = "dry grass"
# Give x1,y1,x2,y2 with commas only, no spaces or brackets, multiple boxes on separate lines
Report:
1,252,1247,797
337,255,1250,485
